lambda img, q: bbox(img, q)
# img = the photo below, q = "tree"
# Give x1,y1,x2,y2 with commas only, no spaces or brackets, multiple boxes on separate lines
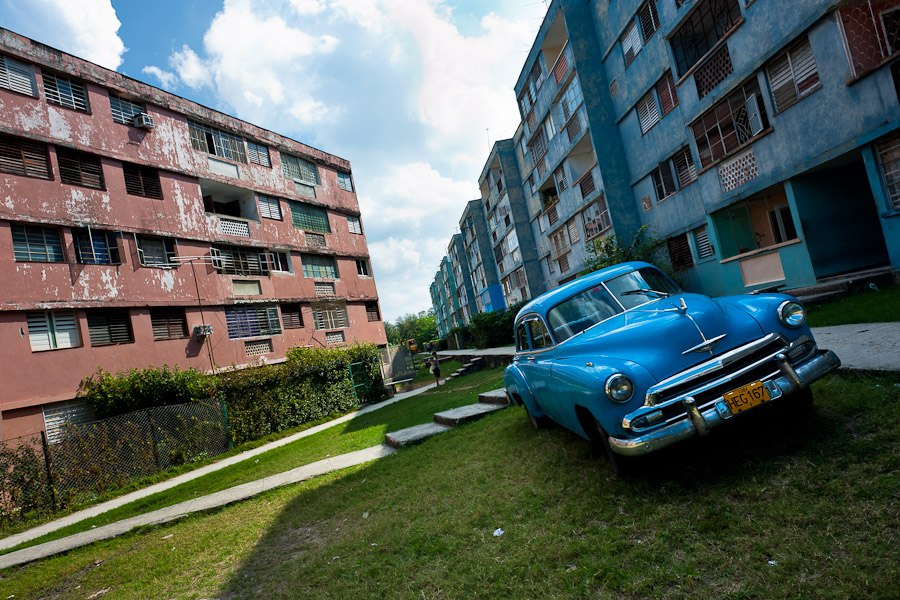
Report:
390,309,437,348
581,225,672,277
384,321,400,345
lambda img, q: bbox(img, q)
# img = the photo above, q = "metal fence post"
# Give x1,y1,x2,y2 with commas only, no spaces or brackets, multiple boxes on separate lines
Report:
146,410,161,470
221,399,233,450
39,430,57,511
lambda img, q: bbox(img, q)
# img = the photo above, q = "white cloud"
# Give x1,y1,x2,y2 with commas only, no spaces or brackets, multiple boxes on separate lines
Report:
290,0,326,15
0,0,126,69
141,66,177,89
170,45,212,89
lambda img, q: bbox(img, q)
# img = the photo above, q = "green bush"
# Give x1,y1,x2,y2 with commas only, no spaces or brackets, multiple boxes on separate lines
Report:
78,365,216,420
580,224,675,279
467,301,525,349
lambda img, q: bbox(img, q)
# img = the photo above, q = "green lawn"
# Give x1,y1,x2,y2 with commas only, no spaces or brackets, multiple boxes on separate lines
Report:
0,367,505,556
806,282,900,327
412,357,463,383
2,370,898,599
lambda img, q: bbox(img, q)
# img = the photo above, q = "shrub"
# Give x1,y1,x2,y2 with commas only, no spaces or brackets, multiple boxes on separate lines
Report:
580,225,675,280
467,301,525,349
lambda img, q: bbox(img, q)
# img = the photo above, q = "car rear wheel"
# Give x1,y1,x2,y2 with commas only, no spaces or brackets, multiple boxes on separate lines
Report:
524,402,552,429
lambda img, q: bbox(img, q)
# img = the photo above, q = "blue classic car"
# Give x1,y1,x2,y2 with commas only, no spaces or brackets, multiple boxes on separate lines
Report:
504,261,841,473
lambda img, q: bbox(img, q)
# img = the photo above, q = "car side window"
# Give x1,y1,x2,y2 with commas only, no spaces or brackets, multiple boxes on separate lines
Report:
516,322,530,352
528,318,554,350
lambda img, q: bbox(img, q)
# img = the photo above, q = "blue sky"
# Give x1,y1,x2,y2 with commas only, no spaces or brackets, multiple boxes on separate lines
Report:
0,0,548,322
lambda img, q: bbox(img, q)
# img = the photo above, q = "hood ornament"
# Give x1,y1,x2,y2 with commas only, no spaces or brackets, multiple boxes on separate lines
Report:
672,298,727,356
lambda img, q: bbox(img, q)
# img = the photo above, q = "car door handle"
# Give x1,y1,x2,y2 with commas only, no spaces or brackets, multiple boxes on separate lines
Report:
526,356,535,361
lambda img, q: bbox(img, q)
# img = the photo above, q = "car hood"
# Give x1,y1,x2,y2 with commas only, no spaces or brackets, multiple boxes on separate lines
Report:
556,293,765,381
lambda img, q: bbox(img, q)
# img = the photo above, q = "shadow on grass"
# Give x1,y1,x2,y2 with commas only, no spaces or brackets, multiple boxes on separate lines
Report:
217,373,899,599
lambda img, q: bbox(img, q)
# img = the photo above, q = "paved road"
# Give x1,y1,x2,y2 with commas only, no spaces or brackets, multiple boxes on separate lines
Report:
438,323,900,372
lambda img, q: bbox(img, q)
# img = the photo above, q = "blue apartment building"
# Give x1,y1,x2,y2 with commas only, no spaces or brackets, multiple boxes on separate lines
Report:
431,0,900,339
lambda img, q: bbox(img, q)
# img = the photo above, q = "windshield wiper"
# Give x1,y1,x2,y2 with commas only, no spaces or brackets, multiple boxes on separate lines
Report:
621,288,670,298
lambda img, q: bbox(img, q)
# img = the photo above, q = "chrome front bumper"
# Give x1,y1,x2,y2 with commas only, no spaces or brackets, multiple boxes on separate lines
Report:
608,349,841,457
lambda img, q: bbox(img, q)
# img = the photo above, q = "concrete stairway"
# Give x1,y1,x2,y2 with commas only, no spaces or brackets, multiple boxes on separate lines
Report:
447,357,484,380
385,388,508,449
784,266,894,304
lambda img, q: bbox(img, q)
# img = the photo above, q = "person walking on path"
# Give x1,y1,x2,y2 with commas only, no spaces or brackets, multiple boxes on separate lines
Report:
430,351,441,386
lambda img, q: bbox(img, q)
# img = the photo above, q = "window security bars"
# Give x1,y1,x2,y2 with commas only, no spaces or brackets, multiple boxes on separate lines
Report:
109,94,144,125
189,121,247,163
225,305,281,339
42,70,89,112
0,135,50,179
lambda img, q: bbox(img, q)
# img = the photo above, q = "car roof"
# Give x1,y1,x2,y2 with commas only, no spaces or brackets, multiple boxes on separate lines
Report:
515,261,652,321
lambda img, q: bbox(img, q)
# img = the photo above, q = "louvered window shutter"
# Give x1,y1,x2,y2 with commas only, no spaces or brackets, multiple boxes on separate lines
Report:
0,55,35,95
637,92,660,133
622,21,642,67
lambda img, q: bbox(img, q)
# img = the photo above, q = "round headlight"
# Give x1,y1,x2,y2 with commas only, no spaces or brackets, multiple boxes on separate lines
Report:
605,373,634,403
779,300,806,328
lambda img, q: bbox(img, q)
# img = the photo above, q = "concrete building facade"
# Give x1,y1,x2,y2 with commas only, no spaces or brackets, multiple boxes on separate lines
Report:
430,0,900,333
0,29,386,440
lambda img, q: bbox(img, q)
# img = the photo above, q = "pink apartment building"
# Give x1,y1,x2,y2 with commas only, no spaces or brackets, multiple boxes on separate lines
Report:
0,29,387,441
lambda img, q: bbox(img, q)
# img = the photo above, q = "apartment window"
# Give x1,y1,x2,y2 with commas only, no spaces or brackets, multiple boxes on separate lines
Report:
656,71,679,117
122,162,163,199
556,76,583,124
188,120,247,163
42,70,89,112
347,215,362,234
766,36,819,113
549,226,570,257
667,233,694,271
302,254,338,279
136,235,177,268
325,331,345,345
691,78,767,168
768,204,797,244
672,146,698,188
638,1,661,42
0,134,50,179
694,44,734,99
583,198,612,240
356,259,371,277
566,218,580,245
109,94,144,125
365,301,381,322
637,91,660,134
86,309,133,345
26,310,80,351
694,226,715,259
211,245,270,276
528,127,548,162
312,302,348,330
263,251,288,273
73,228,123,264
0,54,35,96
281,153,319,184
150,308,188,340
878,133,900,209
837,1,900,79
247,141,271,167
337,171,353,192
258,194,282,220
281,303,303,329
224,305,281,339
290,202,330,233
554,165,568,191
57,148,104,189
670,0,742,77
652,163,677,201
622,20,643,67
11,224,64,262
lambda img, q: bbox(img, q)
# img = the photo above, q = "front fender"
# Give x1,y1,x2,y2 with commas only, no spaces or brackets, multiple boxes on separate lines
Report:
503,363,547,417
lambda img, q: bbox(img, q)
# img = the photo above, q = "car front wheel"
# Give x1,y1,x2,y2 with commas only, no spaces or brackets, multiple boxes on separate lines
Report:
594,420,630,476
524,402,552,429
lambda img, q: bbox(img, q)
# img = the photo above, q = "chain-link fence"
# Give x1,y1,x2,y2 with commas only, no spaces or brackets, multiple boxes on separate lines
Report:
0,400,230,525
0,432,55,526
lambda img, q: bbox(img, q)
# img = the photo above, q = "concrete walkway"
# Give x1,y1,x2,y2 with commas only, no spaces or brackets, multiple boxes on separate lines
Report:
0,444,395,570
0,383,436,554
438,324,900,372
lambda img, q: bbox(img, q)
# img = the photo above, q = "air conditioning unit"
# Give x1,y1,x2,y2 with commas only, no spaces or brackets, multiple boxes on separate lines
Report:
193,324,213,338
132,113,155,130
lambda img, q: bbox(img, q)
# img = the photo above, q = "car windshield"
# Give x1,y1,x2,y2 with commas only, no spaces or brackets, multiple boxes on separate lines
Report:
605,267,683,310
547,284,623,342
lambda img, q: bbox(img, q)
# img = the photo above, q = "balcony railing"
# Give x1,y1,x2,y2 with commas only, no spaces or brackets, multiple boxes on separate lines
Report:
553,43,570,85
574,163,600,201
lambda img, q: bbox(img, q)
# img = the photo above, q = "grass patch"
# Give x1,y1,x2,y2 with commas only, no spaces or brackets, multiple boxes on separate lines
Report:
411,357,463,384
1,367,505,556
806,282,900,327
2,370,898,599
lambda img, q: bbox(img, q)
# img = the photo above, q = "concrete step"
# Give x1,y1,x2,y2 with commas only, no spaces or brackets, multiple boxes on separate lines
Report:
433,403,506,426
478,388,508,405
385,423,452,449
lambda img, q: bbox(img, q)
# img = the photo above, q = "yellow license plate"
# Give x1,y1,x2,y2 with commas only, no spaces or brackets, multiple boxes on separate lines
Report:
723,381,770,414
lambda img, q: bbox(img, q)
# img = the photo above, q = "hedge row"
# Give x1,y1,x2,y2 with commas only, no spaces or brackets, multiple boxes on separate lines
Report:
77,342,389,447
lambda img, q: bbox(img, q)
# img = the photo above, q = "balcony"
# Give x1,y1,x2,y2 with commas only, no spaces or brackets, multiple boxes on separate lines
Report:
200,178,259,237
